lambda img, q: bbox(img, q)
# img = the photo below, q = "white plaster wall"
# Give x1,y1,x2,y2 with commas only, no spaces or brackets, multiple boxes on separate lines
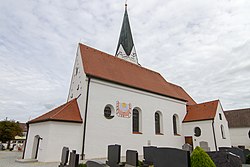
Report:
25,121,83,162
83,78,187,159
213,103,232,148
229,127,250,149
182,120,217,151
67,46,85,102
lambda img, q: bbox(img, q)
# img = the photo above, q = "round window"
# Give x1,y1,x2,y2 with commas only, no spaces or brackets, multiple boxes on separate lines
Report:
194,127,201,137
104,105,114,119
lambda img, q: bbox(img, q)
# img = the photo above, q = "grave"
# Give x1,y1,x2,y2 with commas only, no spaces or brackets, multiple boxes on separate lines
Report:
68,150,79,167
199,141,210,151
106,144,121,167
143,146,157,165
219,147,246,164
58,147,69,167
207,151,242,167
182,143,192,153
125,150,138,167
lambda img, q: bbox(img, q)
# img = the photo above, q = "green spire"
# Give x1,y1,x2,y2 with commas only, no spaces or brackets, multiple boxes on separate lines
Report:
115,3,138,64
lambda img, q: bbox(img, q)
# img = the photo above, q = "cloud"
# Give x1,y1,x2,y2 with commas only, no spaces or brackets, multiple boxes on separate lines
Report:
0,0,250,122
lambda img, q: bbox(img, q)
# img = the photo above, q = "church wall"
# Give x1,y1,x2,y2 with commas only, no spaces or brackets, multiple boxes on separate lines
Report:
213,103,232,149
182,120,216,151
83,78,187,159
25,121,83,162
229,127,250,149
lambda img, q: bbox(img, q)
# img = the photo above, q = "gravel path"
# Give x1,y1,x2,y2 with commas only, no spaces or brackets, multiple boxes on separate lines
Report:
0,151,58,167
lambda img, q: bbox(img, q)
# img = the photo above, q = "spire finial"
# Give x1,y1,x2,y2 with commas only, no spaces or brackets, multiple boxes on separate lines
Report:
125,0,127,9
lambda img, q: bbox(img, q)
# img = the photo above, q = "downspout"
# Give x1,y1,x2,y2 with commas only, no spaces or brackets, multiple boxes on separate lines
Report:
22,123,29,159
212,120,218,151
81,76,91,160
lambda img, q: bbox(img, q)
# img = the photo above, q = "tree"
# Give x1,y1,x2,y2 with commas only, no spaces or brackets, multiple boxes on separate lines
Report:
0,120,23,149
191,146,216,167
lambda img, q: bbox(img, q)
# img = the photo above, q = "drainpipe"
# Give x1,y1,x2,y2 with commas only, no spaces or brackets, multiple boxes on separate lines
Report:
212,120,218,151
22,123,29,159
81,76,91,160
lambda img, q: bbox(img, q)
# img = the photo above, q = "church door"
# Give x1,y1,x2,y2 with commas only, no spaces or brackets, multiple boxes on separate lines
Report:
185,136,193,149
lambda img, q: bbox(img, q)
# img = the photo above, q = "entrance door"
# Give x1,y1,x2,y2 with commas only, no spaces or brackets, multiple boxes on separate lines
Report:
31,135,41,159
185,136,193,149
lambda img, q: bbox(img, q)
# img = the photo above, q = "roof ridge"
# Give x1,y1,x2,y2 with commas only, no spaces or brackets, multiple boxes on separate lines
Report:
50,99,76,119
191,99,219,106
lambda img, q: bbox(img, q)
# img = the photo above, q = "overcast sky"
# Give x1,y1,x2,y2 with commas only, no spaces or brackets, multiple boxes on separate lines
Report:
0,0,249,122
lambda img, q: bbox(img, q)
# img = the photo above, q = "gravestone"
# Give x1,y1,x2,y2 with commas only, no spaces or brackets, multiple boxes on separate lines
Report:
106,144,121,167
86,160,107,167
219,147,246,164
143,146,157,165
0,143,3,150
243,149,250,161
207,151,242,167
154,147,191,167
125,150,138,167
68,150,79,167
59,147,69,167
199,141,210,151
182,143,193,153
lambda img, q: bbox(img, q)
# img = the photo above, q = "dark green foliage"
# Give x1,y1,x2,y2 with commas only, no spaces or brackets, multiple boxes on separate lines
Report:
0,120,23,143
78,163,87,167
246,154,250,164
191,146,216,167
138,160,143,167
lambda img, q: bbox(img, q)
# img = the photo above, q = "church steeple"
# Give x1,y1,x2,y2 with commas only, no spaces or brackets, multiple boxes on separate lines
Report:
115,2,138,64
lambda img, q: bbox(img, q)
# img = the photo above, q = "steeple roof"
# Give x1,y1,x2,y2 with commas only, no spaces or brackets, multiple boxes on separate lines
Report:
116,4,134,56
115,3,138,64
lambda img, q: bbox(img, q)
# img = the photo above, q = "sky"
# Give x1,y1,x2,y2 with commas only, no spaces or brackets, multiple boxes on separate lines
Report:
0,0,250,122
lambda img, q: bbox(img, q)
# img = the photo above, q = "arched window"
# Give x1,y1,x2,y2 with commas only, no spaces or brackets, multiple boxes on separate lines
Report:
133,108,140,133
221,125,226,139
173,114,179,135
155,111,163,135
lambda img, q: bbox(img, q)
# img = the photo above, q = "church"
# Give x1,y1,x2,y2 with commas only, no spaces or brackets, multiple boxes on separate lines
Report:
22,4,231,162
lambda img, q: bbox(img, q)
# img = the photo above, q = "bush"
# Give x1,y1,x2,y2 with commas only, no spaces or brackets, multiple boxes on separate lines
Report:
246,154,250,164
78,163,87,167
191,146,216,167
138,160,143,167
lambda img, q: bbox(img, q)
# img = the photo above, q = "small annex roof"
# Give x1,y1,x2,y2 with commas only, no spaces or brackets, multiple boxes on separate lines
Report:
28,99,82,124
224,108,250,128
79,43,196,105
183,100,219,123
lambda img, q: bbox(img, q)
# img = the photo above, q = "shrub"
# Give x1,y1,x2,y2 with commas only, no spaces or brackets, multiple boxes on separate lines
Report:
191,146,216,167
246,154,250,164
138,160,143,167
78,163,87,167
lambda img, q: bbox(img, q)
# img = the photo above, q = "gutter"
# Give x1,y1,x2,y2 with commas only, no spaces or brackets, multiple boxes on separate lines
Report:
81,76,91,160
212,120,218,151
22,123,29,159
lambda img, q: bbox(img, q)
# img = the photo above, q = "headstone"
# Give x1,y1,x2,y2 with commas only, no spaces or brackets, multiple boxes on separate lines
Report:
199,141,210,151
125,150,138,167
0,143,3,150
238,146,245,150
154,147,191,167
207,151,242,167
219,147,246,164
182,143,193,153
86,160,107,167
106,144,121,167
59,147,69,167
243,149,250,160
143,146,157,165
68,150,79,167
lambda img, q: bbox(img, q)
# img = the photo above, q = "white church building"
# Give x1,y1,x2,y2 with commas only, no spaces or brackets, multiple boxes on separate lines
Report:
23,4,231,162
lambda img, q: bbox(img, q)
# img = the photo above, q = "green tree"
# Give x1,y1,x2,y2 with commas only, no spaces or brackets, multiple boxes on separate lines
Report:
191,146,216,167
0,120,23,149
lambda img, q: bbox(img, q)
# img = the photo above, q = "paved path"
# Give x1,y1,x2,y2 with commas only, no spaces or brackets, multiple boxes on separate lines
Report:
0,151,58,167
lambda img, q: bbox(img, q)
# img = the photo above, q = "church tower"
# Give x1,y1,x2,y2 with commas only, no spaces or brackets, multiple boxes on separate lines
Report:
115,3,138,64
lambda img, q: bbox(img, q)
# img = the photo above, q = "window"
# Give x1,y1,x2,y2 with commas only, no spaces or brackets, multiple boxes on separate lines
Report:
75,67,79,75
132,108,141,133
104,105,114,119
248,130,250,139
221,125,226,139
219,113,222,120
194,127,201,137
155,111,163,135
173,114,180,135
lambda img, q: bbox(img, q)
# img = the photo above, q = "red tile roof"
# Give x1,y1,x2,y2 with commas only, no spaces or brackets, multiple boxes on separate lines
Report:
183,100,219,122
79,43,196,104
28,99,82,124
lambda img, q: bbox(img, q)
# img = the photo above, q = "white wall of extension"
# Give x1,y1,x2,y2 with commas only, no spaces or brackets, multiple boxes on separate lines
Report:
83,78,187,159
25,122,83,162
229,127,250,149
